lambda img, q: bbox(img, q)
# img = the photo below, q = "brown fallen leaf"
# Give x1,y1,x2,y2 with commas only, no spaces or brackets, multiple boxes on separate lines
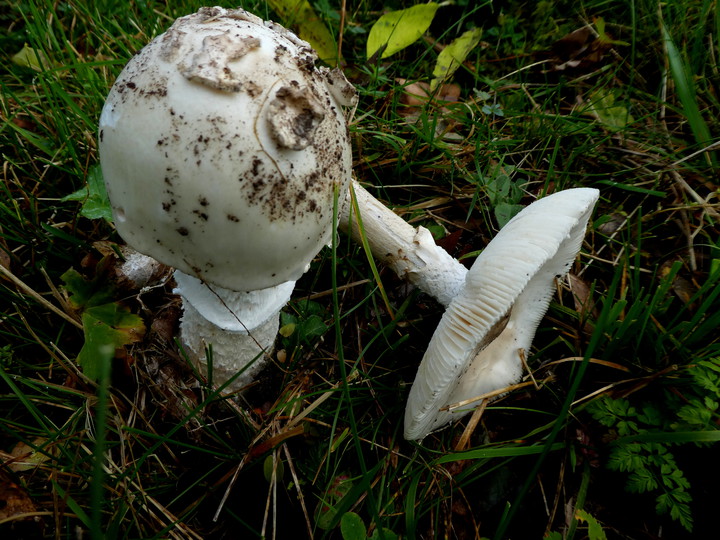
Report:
545,25,614,73
0,474,43,534
397,79,461,109
596,212,626,236
660,260,697,310
435,228,464,257
0,249,10,277
567,272,598,320
394,78,464,139
7,438,56,473
0,230,11,278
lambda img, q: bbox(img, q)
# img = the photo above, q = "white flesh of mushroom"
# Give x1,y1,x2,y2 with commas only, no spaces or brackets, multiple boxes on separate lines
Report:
98,7,356,392
404,188,599,440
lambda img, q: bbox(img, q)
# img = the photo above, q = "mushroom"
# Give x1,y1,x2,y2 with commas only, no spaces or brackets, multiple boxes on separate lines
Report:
98,7,356,391
404,188,599,440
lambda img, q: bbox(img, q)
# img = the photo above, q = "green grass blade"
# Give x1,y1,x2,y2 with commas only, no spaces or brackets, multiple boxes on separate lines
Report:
661,23,716,166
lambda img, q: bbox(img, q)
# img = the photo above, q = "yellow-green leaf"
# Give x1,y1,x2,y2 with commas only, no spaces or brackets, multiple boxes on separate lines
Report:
367,3,440,59
267,0,338,63
279,322,296,338
11,43,50,72
9,438,56,472
77,303,145,380
595,16,630,46
583,89,634,131
575,509,608,540
62,165,113,222
431,28,482,90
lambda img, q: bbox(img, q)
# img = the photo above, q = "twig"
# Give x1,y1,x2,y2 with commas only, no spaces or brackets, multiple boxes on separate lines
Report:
669,168,720,219
0,263,82,329
337,0,346,66
454,398,488,451
442,377,553,412
213,461,245,522
283,444,314,539
519,348,540,390
669,139,720,168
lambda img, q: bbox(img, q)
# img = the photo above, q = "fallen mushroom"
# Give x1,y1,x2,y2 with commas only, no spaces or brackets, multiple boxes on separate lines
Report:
404,188,599,440
99,7,356,391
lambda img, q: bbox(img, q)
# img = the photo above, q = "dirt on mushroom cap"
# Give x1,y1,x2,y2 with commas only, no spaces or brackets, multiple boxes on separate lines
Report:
99,7,356,292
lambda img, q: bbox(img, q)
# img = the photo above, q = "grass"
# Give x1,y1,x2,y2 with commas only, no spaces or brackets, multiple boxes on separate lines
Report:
1,0,719,538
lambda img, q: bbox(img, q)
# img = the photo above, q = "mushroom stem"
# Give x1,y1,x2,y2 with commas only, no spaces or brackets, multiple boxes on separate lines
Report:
339,180,467,306
173,270,295,392
174,174,471,391
179,299,281,391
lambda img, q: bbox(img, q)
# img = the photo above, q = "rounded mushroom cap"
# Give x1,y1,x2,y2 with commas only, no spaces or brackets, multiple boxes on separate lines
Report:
404,188,599,440
99,7,356,291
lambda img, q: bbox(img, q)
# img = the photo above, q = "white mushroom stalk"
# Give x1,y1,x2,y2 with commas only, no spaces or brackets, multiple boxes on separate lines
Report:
404,188,599,441
173,271,296,387
98,7,356,391
339,180,468,306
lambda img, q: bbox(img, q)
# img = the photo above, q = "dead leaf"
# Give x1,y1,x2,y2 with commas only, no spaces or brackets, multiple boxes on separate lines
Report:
7,438,55,472
395,79,463,139
397,79,461,109
567,273,598,320
11,116,37,131
0,246,10,278
0,476,41,532
660,260,697,309
143,357,204,440
597,212,626,235
546,26,612,72
436,229,463,256
148,301,182,343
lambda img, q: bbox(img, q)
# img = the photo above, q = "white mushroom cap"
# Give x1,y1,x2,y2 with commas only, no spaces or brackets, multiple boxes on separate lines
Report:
404,188,599,440
99,7,356,292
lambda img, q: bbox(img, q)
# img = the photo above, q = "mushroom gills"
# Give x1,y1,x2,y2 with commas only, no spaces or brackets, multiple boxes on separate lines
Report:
404,187,599,441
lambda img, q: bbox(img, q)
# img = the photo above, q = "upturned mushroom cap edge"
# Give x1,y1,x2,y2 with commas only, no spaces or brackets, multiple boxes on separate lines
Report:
404,187,600,441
